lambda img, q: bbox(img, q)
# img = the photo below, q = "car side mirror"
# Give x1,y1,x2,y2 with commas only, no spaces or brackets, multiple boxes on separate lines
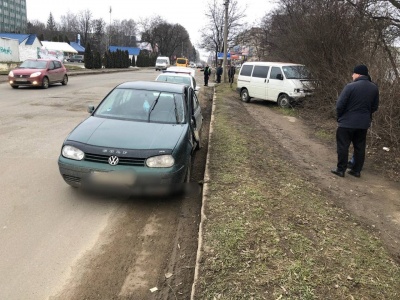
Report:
87,105,95,113
276,74,283,80
191,116,197,128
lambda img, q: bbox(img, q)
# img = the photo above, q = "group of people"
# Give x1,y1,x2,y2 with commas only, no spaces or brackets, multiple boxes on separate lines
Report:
203,63,236,86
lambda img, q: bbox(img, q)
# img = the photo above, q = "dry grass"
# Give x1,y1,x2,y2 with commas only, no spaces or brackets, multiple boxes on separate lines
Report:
195,84,400,299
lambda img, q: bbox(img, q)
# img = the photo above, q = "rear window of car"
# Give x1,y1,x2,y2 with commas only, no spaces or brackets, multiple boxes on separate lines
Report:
252,66,270,78
240,65,253,76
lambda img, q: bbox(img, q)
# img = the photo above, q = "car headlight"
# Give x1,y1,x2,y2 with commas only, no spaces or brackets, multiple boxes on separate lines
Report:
30,72,42,77
8,71,14,77
62,145,85,160
146,155,174,168
294,88,305,93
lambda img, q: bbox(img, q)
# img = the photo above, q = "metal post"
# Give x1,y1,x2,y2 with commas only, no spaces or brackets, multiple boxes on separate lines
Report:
223,0,229,83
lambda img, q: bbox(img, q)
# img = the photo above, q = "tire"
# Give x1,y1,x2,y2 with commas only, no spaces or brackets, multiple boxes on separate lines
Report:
185,156,192,183
240,88,250,102
42,77,49,89
61,74,68,85
11,85,18,89
277,94,291,108
195,128,202,150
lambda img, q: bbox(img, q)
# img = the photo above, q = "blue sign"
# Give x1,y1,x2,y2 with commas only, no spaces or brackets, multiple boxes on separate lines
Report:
217,52,230,59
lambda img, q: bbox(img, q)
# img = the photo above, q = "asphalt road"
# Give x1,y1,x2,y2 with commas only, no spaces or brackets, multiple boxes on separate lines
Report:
0,69,206,300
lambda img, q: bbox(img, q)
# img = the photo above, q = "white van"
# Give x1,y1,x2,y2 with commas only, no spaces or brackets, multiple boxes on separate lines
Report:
236,62,314,107
155,56,171,71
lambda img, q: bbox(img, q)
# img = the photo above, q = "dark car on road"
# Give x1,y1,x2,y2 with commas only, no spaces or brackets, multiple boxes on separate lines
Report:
8,59,68,89
58,81,203,195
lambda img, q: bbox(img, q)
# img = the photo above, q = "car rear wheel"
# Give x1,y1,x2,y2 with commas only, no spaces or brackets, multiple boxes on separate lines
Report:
278,94,291,108
240,88,250,102
62,74,68,85
42,77,49,89
185,156,192,183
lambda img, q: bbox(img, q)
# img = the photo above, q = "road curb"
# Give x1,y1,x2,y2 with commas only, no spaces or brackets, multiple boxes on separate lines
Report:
190,87,217,300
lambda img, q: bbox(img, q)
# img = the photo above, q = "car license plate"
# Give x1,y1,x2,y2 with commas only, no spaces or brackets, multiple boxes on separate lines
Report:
15,79,27,83
91,171,136,185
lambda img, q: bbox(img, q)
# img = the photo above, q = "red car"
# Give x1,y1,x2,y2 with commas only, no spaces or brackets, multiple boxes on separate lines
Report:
8,59,68,89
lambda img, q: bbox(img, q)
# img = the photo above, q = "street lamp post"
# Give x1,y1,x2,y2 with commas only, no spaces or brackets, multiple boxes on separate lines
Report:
222,0,229,83
109,6,112,50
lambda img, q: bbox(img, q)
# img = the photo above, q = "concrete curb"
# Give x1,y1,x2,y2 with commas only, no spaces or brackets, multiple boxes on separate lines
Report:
190,87,217,300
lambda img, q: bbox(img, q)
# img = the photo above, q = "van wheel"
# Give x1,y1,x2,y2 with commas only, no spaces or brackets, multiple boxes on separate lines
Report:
278,94,291,108
240,89,250,102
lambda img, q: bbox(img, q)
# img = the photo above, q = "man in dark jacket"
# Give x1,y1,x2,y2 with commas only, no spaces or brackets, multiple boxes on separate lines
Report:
203,64,211,86
331,64,379,178
228,64,236,87
216,64,223,83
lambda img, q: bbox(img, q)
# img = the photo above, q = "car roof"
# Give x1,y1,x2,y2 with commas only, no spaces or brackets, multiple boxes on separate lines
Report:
242,62,304,67
157,73,193,79
116,81,188,93
165,66,196,76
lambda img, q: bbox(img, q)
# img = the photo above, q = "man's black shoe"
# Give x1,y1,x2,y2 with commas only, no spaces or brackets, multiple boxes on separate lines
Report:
348,170,361,178
331,169,345,177
347,161,354,169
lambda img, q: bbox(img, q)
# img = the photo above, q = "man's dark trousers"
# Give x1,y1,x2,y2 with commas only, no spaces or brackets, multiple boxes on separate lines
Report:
336,127,368,172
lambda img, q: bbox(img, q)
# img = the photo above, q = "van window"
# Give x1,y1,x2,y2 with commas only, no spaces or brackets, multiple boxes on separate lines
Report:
282,66,310,79
270,67,282,79
240,64,253,76
252,66,269,78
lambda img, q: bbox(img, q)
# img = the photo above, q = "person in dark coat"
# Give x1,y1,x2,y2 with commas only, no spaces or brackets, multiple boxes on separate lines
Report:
203,64,211,86
228,64,236,86
331,64,379,178
216,64,223,83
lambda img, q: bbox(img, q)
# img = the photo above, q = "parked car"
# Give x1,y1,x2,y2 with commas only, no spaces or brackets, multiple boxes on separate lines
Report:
8,59,68,89
58,81,203,196
155,72,200,95
67,55,84,63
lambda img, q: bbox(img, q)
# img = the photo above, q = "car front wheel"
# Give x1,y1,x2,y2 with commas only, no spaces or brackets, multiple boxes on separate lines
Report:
62,74,68,85
11,85,18,89
240,88,250,102
42,77,49,89
278,94,291,108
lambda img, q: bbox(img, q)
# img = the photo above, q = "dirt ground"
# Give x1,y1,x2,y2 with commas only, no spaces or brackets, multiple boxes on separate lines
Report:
242,98,400,262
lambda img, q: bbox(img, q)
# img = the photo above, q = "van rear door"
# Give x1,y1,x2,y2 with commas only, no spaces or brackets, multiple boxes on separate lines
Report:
250,65,269,99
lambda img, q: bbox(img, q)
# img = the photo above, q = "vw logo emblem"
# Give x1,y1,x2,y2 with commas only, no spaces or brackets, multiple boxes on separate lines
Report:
108,155,119,165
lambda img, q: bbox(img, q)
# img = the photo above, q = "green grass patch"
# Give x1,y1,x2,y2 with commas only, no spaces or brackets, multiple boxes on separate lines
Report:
195,83,400,299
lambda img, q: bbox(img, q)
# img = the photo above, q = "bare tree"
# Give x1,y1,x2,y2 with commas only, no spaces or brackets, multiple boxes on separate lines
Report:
76,9,93,47
199,0,246,66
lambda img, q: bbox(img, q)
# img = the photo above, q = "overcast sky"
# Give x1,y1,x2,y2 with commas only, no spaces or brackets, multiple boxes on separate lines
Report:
27,0,278,48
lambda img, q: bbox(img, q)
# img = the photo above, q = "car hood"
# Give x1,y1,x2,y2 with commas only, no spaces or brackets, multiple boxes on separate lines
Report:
67,116,185,150
11,68,46,75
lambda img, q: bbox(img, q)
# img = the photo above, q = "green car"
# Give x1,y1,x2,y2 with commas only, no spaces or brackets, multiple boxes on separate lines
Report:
58,81,203,195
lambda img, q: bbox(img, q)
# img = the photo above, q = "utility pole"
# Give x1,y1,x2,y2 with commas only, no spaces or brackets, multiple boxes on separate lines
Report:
222,0,229,83
109,6,112,50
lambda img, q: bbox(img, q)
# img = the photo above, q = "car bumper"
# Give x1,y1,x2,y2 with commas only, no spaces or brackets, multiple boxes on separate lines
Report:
58,156,186,195
9,77,42,87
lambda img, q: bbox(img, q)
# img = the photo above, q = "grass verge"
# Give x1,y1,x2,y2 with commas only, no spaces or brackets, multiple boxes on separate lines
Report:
194,84,400,299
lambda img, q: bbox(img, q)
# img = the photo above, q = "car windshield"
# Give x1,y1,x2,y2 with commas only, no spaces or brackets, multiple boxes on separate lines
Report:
19,60,48,69
156,59,167,64
156,75,191,86
282,65,310,79
94,88,186,124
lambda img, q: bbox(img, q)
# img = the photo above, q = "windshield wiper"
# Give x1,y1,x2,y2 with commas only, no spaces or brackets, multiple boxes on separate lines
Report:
147,93,161,122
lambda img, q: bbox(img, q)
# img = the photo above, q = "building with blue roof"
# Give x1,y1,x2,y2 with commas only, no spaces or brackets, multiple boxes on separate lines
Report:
0,33,41,62
70,42,85,54
109,45,141,63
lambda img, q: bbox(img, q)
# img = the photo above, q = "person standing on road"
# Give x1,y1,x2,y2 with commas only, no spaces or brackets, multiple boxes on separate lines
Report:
228,64,236,87
216,64,223,83
331,64,379,178
203,64,211,86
